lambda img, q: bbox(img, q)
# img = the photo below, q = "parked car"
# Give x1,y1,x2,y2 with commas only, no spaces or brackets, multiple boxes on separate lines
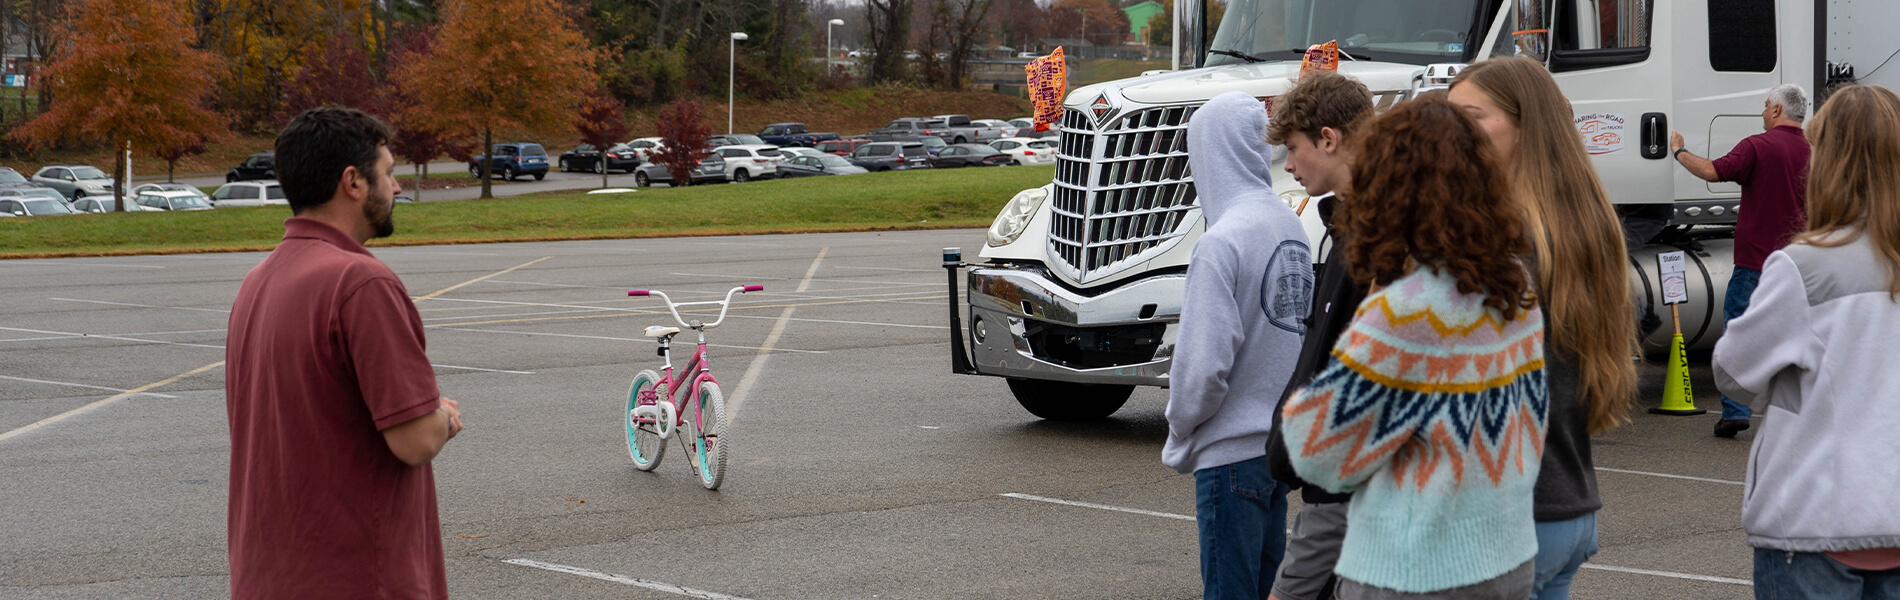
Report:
705,134,768,148
869,118,951,141
469,143,550,181
929,144,1013,168
815,138,875,156
31,165,115,200
1006,117,1057,138
0,167,32,187
226,152,275,182
0,191,78,216
988,137,1058,165
559,143,640,174
209,181,288,207
626,137,665,161
931,114,1007,144
134,190,215,211
757,123,840,148
0,186,75,207
917,136,949,155
71,197,160,213
846,141,931,172
779,147,828,159
131,182,213,203
634,155,727,187
712,145,784,182
775,154,869,178
973,118,1017,137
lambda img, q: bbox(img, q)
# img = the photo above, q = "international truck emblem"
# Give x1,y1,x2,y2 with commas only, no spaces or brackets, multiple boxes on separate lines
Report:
1089,92,1117,125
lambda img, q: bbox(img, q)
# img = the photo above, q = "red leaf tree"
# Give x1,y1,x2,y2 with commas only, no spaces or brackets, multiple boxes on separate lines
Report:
575,88,632,189
277,33,385,125
384,25,469,203
11,0,227,211
653,99,711,186
153,136,208,182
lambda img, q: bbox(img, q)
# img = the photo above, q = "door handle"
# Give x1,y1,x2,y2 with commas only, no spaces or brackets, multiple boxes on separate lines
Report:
1640,112,1668,159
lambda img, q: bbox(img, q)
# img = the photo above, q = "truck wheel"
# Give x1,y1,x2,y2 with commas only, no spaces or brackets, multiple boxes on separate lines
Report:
954,136,968,145
1006,379,1134,420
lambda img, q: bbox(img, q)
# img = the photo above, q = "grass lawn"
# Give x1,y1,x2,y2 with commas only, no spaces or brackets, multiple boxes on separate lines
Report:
0,165,1055,258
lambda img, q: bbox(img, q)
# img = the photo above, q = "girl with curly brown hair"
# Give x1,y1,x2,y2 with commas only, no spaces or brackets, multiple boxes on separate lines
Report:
1280,95,1547,600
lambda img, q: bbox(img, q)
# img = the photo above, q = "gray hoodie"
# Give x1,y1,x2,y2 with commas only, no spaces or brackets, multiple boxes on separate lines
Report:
1162,91,1313,474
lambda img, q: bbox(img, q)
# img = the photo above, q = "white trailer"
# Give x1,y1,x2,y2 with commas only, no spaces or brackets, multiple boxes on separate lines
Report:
944,0,1900,419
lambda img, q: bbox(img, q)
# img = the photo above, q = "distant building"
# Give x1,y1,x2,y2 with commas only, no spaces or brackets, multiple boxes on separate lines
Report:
1124,1,1166,44
4,16,35,76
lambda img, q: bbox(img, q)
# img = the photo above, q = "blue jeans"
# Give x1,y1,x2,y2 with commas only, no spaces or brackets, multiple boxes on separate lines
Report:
1755,549,1900,599
1196,455,1291,600
1529,513,1599,600
1721,267,1763,420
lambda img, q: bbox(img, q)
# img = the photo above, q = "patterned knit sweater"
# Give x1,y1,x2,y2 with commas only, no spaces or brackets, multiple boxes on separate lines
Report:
1281,266,1548,593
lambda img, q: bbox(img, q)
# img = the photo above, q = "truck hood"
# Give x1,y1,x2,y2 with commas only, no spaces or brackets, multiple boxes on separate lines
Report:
1070,60,1427,106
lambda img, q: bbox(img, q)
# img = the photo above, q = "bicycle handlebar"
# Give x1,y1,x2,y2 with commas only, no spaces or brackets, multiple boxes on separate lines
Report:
626,285,764,330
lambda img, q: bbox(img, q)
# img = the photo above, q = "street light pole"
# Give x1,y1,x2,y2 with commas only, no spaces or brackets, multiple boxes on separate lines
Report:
827,19,845,74
729,32,748,135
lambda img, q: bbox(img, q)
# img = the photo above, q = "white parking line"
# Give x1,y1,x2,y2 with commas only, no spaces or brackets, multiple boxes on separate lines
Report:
1596,467,1744,486
0,262,167,269
1580,564,1752,586
48,297,230,313
728,248,827,421
431,364,534,375
502,559,755,600
429,326,827,354
0,335,81,343
419,296,940,330
0,361,224,443
0,375,179,398
723,313,946,330
0,326,226,350
668,272,940,287
833,265,938,272
1001,493,1196,521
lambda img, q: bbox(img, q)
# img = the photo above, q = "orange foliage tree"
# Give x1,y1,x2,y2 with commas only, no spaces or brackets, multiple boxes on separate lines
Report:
395,0,596,199
11,0,226,211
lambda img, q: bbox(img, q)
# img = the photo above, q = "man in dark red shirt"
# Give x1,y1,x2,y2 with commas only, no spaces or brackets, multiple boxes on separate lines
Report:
1669,84,1811,438
226,107,462,599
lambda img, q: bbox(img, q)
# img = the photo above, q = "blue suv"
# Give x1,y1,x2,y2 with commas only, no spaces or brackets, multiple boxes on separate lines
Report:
469,143,550,181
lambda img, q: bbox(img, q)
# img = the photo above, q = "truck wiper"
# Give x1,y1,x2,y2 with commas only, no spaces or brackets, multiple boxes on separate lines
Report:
1208,49,1268,63
1288,48,1362,61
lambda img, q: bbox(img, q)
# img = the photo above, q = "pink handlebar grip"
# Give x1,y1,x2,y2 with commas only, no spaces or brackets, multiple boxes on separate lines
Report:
742,285,765,293
627,290,650,297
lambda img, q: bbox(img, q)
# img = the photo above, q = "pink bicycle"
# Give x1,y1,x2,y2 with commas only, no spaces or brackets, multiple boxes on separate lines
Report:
624,284,762,490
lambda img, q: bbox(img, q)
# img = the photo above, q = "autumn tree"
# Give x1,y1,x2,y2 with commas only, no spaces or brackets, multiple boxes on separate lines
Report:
12,0,226,212
384,24,466,204
277,33,384,124
396,0,596,199
153,136,208,182
575,89,632,189
652,99,711,186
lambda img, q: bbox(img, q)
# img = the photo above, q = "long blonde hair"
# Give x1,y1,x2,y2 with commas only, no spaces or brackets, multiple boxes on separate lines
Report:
1800,84,1900,296
1452,57,1636,435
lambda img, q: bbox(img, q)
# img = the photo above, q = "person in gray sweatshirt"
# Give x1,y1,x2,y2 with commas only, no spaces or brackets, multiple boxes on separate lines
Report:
1164,90,1314,600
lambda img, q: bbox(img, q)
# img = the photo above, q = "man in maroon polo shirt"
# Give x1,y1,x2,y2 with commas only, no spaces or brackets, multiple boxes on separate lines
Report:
1669,84,1811,439
226,107,463,599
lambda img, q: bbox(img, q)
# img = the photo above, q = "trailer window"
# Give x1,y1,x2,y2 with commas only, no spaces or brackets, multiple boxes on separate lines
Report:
1496,0,1653,72
1708,0,1775,72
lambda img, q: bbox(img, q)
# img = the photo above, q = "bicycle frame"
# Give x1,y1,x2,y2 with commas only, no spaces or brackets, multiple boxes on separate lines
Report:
627,285,762,431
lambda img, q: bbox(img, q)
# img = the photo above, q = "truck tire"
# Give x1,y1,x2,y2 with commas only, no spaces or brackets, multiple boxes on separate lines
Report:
1006,379,1134,420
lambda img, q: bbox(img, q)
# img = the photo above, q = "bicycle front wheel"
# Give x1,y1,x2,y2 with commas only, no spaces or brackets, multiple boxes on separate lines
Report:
626,369,667,471
688,381,729,490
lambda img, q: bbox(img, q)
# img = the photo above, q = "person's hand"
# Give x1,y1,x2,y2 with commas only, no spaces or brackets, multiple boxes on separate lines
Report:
1670,129,1685,154
440,398,463,440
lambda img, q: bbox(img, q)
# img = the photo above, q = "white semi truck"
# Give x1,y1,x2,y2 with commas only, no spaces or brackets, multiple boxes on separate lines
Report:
943,0,1900,420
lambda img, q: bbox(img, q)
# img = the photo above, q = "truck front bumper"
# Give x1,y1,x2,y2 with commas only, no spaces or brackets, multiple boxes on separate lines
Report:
952,263,1182,387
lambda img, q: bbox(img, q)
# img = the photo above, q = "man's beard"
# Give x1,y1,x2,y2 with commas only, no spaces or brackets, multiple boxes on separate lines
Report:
364,184,395,239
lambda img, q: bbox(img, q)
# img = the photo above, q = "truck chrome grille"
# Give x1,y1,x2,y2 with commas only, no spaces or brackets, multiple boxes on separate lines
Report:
1049,104,1199,283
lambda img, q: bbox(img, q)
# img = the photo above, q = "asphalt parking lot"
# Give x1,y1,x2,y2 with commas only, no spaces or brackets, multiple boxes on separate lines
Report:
0,228,1754,599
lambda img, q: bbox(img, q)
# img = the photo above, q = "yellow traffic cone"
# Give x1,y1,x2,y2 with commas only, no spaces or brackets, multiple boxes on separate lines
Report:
1650,332,1706,415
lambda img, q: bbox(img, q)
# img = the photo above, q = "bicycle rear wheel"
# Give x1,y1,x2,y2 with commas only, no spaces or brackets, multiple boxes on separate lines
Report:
625,370,667,471
686,380,729,490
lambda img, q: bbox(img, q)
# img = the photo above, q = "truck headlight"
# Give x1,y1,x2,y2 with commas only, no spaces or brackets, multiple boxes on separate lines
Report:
1279,190,1310,214
987,187,1049,247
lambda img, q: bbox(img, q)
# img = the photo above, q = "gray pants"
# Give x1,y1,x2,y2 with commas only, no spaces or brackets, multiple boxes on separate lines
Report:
1337,560,1535,600
1271,501,1350,600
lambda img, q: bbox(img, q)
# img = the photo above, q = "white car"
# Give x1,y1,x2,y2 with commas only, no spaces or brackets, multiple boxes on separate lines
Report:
131,182,212,203
711,145,784,183
71,196,162,213
133,190,215,211
988,137,1058,166
626,137,665,161
210,181,288,207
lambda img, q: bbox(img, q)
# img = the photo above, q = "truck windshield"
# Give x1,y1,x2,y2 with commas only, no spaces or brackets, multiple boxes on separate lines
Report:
1205,0,1488,67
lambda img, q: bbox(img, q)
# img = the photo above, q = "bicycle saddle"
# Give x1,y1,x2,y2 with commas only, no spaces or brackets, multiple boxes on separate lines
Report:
643,325,681,339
